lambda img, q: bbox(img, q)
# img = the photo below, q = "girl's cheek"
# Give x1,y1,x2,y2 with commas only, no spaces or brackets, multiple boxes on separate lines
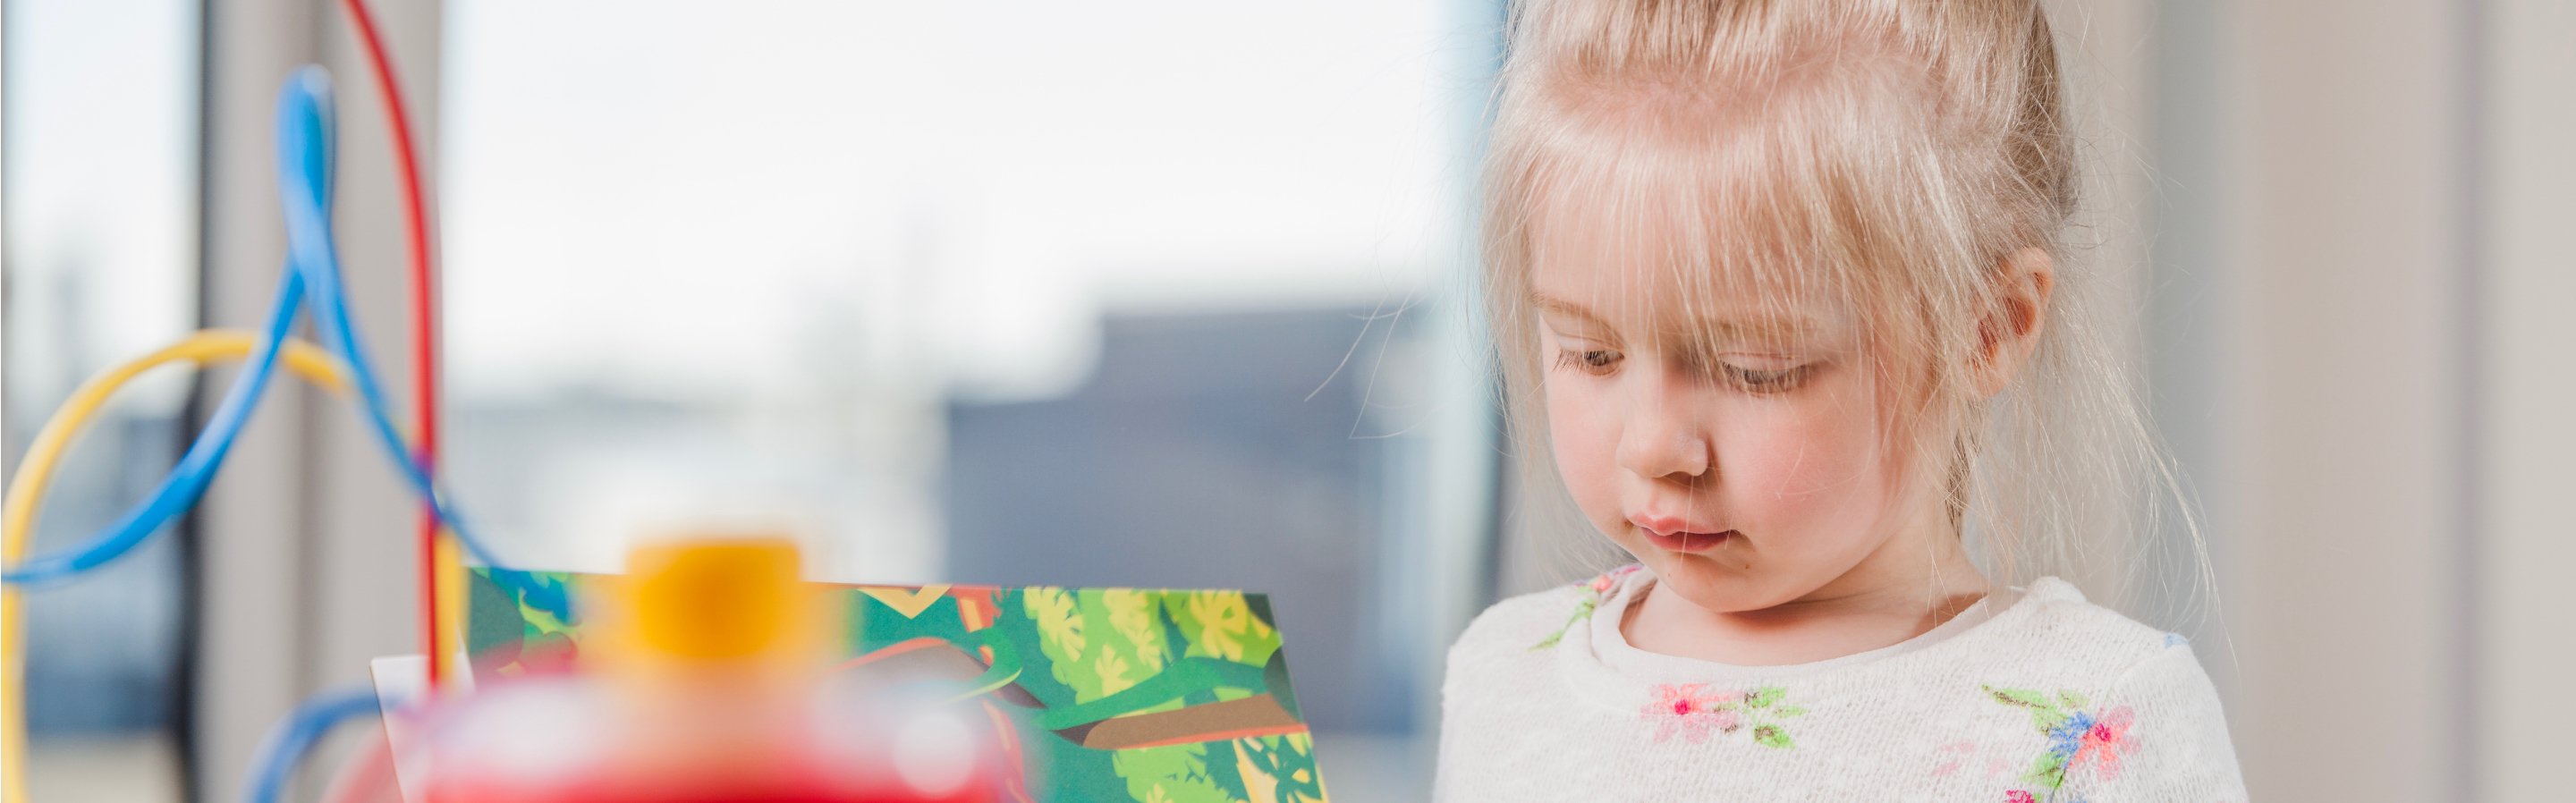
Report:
1716,396,1885,539
1544,380,1627,520
1544,372,1888,546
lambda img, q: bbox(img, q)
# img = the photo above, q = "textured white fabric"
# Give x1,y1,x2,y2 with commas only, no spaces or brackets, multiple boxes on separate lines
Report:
1435,567,2247,802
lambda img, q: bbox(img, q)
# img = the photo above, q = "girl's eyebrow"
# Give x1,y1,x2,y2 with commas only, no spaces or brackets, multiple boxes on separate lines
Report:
1533,292,1819,343
1530,293,1607,326
1665,317,1819,346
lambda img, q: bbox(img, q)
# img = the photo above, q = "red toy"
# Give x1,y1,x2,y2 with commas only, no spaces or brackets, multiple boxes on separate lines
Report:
422,539,1006,803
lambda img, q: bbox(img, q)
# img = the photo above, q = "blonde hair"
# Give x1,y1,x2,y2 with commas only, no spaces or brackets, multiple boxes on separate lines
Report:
1483,0,2190,598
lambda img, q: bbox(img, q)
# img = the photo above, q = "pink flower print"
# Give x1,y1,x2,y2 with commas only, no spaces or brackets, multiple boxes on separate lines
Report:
2069,706,2138,780
1985,684,2134,786
1589,563,1644,594
1642,683,1742,743
1930,740,1975,777
2004,791,2038,803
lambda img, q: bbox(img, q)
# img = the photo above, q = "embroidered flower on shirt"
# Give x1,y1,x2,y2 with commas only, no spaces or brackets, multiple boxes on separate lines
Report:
2063,706,2136,779
1642,684,1740,742
1981,685,2139,790
1640,683,1805,748
1588,563,1642,594
1530,564,1643,650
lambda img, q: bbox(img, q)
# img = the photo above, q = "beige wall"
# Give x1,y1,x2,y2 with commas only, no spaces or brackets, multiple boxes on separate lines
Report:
2174,1,2573,799
2221,0,2472,797
2479,0,2576,799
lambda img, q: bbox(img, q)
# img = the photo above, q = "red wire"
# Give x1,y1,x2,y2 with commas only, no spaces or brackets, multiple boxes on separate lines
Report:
336,0,445,689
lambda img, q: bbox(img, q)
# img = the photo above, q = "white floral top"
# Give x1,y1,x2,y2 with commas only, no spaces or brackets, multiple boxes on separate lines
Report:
1435,565,2248,802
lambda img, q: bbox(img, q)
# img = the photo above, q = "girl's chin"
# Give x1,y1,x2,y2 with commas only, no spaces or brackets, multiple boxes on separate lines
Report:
1640,557,1801,613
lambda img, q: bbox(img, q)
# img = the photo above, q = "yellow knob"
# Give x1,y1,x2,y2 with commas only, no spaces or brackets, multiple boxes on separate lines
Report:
615,537,813,665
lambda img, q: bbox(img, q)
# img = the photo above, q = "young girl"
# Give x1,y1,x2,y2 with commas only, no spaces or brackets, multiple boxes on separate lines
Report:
1436,1,2246,800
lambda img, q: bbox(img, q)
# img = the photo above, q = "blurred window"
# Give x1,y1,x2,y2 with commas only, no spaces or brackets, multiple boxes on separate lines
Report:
1,0,203,798
442,1,1498,796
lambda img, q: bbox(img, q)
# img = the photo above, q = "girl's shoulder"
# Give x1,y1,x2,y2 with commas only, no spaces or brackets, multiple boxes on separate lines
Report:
2001,576,2198,672
1447,564,1644,664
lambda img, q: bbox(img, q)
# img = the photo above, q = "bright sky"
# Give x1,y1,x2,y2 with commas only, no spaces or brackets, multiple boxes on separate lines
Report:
2,0,198,411
443,0,1497,401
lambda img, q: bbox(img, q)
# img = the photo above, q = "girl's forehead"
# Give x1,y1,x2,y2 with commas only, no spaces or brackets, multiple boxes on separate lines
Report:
1513,113,1869,344
1528,216,1856,342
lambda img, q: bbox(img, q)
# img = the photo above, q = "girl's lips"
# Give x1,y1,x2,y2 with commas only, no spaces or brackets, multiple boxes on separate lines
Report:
1643,528,1734,553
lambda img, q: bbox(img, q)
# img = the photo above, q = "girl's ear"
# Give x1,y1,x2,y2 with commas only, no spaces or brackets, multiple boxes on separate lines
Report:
1970,247,2055,397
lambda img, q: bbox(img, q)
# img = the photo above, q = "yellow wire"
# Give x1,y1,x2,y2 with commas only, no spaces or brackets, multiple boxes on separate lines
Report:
3,330,352,803
433,533,466,689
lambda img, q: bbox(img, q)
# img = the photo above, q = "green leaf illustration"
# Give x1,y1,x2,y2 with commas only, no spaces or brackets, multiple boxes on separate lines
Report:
2024,749,2070,788
2056,690,2089,711
1081,588,1169,698
1102,587,1170,679
1025,587,1101,700
1267,734,1326,799
1753,723,1794,749
1746,687,1784,708
1113,743,1232,803
1165,591,1281,667
1985,685,2055,710
2030,707,2071,735
1528,597,1597,651
1026,587,1191,703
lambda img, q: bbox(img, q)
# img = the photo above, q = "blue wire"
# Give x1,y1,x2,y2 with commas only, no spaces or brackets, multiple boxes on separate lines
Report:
272,67,504,567
242,686,388,803
0,235,314,585
2,66,505,584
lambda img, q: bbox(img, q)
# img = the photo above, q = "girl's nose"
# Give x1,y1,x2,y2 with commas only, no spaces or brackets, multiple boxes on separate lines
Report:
1614,396,1712,481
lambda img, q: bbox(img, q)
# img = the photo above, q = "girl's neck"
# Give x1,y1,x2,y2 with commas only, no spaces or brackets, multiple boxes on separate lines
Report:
1621,526,1993,667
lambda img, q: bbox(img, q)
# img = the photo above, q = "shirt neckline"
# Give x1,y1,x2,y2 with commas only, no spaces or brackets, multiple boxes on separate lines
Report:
1589,571,2017,681
1549,565,2080,713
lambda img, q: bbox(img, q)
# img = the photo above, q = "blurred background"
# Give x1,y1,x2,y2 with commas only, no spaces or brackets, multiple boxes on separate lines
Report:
2,1,2569,801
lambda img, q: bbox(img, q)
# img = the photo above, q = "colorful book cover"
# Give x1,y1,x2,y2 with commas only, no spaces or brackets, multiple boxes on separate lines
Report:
465,568,1331,803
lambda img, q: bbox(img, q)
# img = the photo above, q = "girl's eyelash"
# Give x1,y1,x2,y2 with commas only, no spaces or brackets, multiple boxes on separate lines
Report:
1554,349,1622,373
1722,363,1817,393
1552,348,1819,393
